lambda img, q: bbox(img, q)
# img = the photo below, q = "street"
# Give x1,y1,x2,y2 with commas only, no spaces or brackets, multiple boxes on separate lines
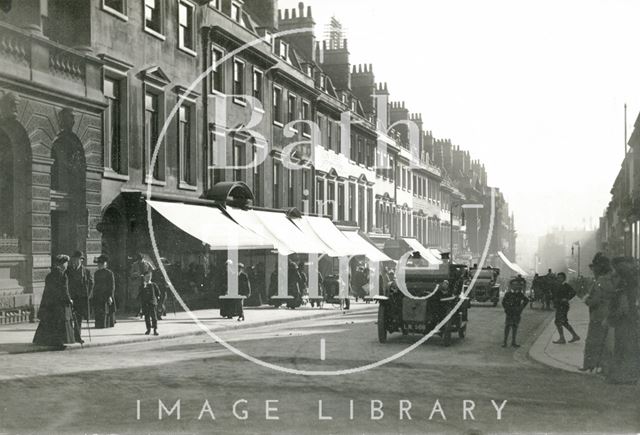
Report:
0,303,638,434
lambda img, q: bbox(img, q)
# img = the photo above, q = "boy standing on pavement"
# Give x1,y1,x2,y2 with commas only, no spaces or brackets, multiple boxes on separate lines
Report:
138,270,159,336
552,272,580,344
502,282,529,348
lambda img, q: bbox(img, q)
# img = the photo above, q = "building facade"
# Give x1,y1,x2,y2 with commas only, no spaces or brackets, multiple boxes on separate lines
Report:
0,0,516,312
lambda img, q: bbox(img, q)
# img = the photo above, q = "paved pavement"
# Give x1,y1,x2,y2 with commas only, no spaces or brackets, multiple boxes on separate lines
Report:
529,299,589,372
0,301,375,354
1,303,638,434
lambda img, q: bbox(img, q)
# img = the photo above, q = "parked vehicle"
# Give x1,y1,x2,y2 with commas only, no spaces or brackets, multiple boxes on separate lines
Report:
464,267,500,307
375,252,469,346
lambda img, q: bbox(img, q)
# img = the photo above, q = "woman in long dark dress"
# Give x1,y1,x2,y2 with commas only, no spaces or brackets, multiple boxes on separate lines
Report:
33,255,75,348
606,257,640,384
92,254,116,329
581,253,614,372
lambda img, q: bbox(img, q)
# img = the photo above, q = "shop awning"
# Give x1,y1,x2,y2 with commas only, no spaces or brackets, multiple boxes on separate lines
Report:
293,216,363,257
225,208,329,255
498,251,529,276
147,200,274,250
402,238,442,264
341,231,393,262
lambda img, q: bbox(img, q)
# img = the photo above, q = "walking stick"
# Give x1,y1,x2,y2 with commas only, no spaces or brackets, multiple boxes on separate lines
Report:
85,279,92,343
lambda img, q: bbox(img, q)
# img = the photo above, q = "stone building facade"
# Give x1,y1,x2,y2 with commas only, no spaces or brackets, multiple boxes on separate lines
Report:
0,0,516,313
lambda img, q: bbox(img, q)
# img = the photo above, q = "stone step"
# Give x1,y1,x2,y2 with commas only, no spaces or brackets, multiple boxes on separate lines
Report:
0,267,10,280
0,278,22,290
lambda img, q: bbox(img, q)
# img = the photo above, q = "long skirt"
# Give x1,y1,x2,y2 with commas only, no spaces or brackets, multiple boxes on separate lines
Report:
94,301,116,329
33,306,75,347
605,316,640,384
583,320,608,370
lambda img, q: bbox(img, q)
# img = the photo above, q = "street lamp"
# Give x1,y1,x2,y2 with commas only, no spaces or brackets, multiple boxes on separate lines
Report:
451,203,484,262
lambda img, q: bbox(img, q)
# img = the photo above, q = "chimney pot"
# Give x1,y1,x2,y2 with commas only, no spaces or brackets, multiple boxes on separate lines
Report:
358,64,362,73
285,9,289,19
308,6,312,18
344,38,348,48
278,9,282,20
299,2,304,16
369,63,372,72
292,8,296,18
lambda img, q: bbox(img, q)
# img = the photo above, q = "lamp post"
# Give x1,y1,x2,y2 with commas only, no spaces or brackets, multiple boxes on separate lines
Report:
451,203,484,262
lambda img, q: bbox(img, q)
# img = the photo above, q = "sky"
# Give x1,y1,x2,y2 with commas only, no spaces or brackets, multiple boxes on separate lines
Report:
279,0,640,241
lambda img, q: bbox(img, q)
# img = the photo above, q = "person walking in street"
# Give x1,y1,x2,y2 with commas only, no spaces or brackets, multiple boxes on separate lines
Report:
287,260,302,309
67,251,92,344
129,253,154,313
33,255,76,348
502,280,529,348
580,252,615,373
237,263,251,322
138,270,159,336
605,257,640,384
92,254,116,329
543,269,555,311
552,272,580,344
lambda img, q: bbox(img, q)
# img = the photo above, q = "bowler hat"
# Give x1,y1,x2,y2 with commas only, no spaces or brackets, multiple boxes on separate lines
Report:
71,250,85,259
96,254,109,263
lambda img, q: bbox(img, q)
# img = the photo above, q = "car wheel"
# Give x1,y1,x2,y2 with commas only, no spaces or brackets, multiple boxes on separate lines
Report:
377,304,387,343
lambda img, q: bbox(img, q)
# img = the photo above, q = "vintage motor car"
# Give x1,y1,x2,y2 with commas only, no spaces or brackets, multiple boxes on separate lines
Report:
375,252,469,346
464,266,501,306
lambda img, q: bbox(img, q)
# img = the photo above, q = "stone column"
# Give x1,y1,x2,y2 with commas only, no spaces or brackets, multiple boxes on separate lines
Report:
12,0,43,36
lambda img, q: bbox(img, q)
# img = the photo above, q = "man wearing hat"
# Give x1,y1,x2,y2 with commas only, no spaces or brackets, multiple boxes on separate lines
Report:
92,254,116,329
67,250,93,343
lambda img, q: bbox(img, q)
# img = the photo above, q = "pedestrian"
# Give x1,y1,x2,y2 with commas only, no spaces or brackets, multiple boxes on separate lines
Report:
67,250,92,344
543,269,555,311
152,268,168,320
580,252,614,373
137,270,159,336
531,273,542,308
605,257,640,384
286,260,302,309
237,263,250,321
246,265,261,307
33,255,76,348
502,279,529,347
92,254,116,329
297,261,309,302
552,272,580,344
129,253,154,313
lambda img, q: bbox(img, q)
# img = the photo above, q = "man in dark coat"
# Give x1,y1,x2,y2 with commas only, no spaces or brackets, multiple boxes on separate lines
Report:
287,261,302,309
92,254,116,329
67,250,92,344
552,272,580,344
237,263,251,321
502,282,529,347
138,270,159,336
543,269,556,310
33,255,75,348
